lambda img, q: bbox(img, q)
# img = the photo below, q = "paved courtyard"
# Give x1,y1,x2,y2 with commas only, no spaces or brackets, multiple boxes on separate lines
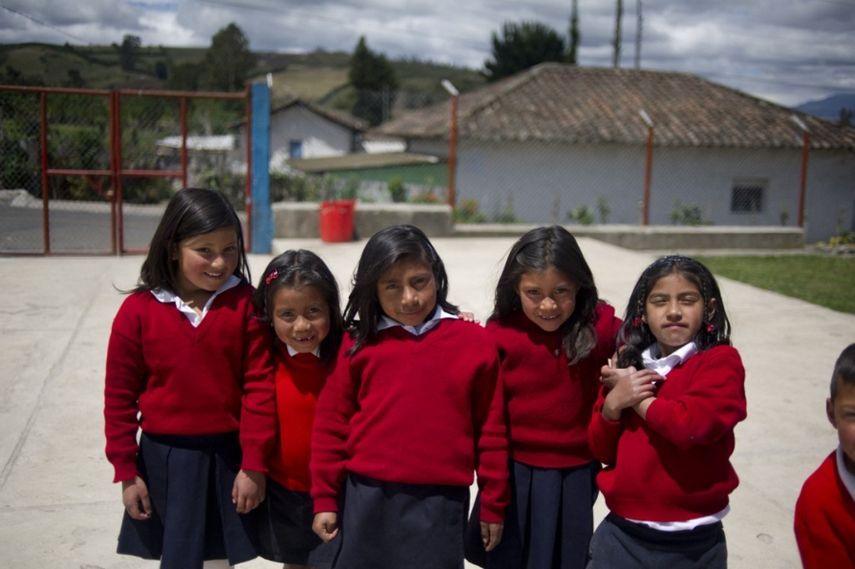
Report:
0,236,852,568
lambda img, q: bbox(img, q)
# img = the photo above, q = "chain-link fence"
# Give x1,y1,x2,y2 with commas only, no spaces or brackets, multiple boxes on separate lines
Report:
0,86,249,255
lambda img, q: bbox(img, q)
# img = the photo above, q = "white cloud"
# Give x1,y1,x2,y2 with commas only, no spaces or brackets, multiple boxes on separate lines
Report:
1,0,853,107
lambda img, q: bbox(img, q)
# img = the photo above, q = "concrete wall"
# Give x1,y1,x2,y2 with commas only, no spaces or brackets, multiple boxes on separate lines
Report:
272,202,803,249
273,202,454,239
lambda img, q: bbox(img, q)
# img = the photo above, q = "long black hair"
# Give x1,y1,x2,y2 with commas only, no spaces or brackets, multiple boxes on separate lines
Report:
492,225,599,364
617,255,731,368
344,224,458,353
253,249,344,366
134,188,249,293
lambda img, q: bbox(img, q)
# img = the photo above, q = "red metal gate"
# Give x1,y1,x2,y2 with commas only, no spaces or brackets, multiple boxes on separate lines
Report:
0,85,252,255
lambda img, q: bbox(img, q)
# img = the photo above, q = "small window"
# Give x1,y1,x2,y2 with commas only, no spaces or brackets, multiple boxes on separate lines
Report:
731,180,765,213
289,140,303,159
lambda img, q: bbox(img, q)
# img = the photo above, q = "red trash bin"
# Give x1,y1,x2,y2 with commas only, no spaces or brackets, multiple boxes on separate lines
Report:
319,199,355,242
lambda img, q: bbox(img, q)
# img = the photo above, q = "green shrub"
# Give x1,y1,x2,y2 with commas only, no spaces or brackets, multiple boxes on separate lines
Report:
567,205,594,225
388,176,407,202
454,198,486,223
670,200,707,226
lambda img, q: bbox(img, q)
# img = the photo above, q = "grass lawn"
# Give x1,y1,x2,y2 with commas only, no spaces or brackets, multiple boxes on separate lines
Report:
696,255,855,314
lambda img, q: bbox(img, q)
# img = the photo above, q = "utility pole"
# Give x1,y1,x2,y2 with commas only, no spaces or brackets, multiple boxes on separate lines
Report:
568,0,580,64
635,0,643,69
613,0,623,68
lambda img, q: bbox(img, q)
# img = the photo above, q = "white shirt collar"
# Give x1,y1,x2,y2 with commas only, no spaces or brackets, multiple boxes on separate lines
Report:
285,343,321,358
641,341,698,377
150,275,240,328
377,306,457,336
836,445,855,502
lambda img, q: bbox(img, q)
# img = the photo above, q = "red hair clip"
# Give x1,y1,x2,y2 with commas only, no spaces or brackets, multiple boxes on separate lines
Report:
264,269,279,285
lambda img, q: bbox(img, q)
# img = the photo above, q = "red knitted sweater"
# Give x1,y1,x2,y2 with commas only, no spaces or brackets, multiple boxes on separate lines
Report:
104,283,276,482
311,319,509,522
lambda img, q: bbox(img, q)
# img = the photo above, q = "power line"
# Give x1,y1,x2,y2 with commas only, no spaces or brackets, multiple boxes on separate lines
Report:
0,3,91,44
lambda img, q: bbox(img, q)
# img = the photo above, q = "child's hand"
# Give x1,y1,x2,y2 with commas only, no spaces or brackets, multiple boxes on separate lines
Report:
458,310,480,324
602,367,660,421
480,521,504,552
600,358,631,390
232,469,266,514
312,512,339,542
121,476,152,520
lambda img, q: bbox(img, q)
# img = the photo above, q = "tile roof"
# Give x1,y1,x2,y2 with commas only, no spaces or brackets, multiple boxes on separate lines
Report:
374,63,855,150
272,98,368,132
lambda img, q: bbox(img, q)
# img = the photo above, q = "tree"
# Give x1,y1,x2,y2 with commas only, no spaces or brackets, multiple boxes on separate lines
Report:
567,0,580,65
118,34,141,71
154,60,168,81
168,62,202,90
203,23,256,91
484,21,566,82
348,36,398,126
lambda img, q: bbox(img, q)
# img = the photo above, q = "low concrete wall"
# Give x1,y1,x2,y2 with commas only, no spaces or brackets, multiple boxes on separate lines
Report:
272,202,804,249
273,201,453,239
455,224,805,250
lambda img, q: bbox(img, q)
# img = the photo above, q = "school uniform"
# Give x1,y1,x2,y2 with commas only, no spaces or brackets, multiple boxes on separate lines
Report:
466,303,620,569
250,346,335,566
587,343,747,569
104,277,276,568
311,309,509,569
794,447,855,568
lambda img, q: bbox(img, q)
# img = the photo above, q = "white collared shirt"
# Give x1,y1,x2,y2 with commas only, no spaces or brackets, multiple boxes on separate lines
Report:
641,341,698,378
285,343,321,358
377,306,458,336
837,445,855,502
150,275,240,328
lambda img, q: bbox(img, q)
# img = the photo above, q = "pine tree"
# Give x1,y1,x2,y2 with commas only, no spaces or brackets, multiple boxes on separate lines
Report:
203,23,256,91
348,37,398,125
485,21,566,81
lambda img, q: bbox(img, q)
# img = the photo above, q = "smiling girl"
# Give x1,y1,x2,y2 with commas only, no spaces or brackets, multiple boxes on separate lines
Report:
466,225,621,569
104,188,276,568
249,250,344,568
588,255,747,569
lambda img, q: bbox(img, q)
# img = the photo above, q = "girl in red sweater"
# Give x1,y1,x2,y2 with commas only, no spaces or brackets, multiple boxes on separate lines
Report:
103,188,276,568
466,225,621,569
588,255,747,569
249,249,344,568
310,224,509,569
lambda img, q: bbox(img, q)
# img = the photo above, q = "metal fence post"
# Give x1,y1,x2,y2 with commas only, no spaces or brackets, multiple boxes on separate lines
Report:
250,81,272,254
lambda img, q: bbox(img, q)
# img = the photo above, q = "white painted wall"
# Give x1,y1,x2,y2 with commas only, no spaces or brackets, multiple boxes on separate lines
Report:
270,105,354,160
409,138,855,242
236,104,358,171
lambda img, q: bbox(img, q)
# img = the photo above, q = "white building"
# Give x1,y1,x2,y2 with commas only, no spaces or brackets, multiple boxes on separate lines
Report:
236,98,367,172
375,64,855,243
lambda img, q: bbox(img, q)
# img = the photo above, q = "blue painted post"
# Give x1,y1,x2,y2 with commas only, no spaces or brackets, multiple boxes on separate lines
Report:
251,82,272,253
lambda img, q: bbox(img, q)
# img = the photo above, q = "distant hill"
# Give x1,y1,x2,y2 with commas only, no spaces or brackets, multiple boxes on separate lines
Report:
795,93,855,122
0,42,485,118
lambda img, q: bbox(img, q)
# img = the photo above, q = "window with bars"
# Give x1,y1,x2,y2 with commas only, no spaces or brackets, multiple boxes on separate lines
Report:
731,179,766,213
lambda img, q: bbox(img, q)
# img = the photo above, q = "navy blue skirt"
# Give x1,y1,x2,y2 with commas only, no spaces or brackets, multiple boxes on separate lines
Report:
116,432,257,568
466,460,600,569
247,478,336,566
334,473,469,569
587,513,727,569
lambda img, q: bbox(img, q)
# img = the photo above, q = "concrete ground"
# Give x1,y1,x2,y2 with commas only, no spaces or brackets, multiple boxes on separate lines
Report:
1,236,852,568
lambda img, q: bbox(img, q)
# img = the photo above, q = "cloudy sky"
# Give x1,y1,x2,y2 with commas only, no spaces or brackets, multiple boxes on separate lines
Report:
1,0,853,107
